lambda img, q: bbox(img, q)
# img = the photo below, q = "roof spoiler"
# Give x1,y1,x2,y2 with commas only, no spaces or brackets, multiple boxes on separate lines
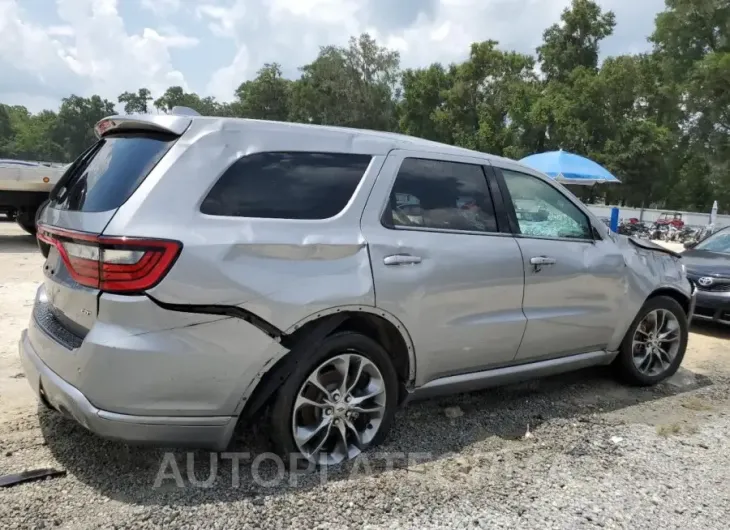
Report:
94,114,193,138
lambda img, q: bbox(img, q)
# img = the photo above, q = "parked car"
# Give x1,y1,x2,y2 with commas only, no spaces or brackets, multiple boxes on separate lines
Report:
20,113,695,466
0,159,67,234
683,226,730,324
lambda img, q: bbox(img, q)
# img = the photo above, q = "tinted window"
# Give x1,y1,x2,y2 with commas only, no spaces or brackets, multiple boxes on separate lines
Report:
501,169,592,240
201,152,371,219
50,133,175,212
383,158,498,233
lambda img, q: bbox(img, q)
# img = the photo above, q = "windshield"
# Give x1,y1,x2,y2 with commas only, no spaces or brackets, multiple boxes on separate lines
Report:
695,228,730,254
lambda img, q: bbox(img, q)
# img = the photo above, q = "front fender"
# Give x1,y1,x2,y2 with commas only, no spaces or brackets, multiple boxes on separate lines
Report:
607,234,691,351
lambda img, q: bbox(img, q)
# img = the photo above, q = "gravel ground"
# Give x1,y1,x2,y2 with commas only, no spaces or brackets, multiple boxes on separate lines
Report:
1,220,730,529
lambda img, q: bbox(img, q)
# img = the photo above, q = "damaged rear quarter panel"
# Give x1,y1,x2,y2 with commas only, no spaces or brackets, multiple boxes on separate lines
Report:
114,123,389,331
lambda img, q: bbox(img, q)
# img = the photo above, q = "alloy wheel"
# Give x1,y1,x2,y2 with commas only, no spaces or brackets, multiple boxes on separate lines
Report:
632,308,681,377
291,353,386,465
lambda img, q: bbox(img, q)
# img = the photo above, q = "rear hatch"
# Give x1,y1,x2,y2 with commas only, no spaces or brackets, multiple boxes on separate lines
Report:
35,118,185,344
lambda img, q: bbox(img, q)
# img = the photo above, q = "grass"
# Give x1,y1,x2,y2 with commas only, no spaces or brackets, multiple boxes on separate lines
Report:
656,423,683,437
681,397,714,411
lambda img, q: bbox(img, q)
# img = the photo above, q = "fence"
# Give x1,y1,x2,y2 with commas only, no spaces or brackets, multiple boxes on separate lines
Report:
586,205,729,228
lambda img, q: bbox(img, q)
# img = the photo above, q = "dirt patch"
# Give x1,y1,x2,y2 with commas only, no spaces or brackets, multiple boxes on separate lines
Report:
0,222,44,415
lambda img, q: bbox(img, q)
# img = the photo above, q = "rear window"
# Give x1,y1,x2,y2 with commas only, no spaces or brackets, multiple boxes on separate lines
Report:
200,152,372,219
49,133,175,213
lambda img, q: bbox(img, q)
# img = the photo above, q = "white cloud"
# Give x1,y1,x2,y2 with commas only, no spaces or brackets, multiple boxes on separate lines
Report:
200,0,664,102
140,0,181,17
206,46,250,100
0,0,666,111
46,25,74,37
200,0,572,100
153,26,200,49
195,1,249,42
0,0,195,109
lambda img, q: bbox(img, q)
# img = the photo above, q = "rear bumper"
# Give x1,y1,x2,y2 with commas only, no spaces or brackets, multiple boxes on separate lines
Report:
20,329,237,450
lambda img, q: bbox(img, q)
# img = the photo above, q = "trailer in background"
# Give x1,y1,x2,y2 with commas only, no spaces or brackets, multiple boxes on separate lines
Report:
0,159,67,234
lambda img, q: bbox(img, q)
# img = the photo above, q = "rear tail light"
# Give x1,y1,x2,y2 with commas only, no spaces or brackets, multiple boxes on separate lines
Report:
37,225,181,293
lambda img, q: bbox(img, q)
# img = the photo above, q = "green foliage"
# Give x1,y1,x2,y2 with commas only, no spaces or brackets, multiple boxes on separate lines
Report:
537,0,616,81
1,0,728,212
289,34,401,130
234,63,291,121
118,88,153,114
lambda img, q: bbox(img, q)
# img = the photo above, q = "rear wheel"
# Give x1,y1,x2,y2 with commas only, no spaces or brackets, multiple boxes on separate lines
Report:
614,296,688,386
269,331,398,466
16,208,38,235
34,199,50,257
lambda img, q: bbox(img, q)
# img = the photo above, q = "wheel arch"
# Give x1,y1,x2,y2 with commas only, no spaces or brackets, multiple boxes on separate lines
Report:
238,306,416,421
646,286,691,316
285,305,416,383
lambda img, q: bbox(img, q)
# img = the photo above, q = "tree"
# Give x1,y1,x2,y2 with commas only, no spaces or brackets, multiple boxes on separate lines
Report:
153,86,224,116
118,88,153,114
0,8,728,213
437,41,538,155
650,0,730,210
0,105,13,157
234,63,291,121
290,33,401,130
52,95,116,159
537,0,616,81
399,64,454,142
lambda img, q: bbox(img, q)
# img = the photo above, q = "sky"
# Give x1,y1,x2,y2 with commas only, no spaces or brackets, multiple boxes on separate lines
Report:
0,0,667,113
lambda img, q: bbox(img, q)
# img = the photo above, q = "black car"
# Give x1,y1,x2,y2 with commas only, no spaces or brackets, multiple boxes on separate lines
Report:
683,226,730,324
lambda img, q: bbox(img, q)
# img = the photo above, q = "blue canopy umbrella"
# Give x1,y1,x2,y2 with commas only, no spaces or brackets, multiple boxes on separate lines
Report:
519,150,620,185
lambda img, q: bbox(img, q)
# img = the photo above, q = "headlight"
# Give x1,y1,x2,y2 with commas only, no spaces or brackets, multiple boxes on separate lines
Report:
680,263,686,276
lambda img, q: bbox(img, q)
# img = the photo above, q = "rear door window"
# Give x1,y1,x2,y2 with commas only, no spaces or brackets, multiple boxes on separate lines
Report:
201,152,372,219
50,133,175,213
382,157,498,233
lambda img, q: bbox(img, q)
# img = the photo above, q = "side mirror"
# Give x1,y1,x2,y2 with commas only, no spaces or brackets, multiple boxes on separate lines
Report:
683,241,696,249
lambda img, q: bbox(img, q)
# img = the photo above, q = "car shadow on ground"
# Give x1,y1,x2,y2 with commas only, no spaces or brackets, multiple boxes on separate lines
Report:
690,320,730,340
38,365,712,506
0,234,38,254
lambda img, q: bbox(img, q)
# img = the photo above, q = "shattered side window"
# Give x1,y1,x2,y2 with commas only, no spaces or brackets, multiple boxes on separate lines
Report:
502,169,592,240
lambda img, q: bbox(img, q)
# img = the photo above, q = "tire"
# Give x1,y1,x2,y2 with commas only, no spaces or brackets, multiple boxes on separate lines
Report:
269,331,399,467
6,210,16,222
35,199,50,258
16,210,37,235
614,296,688,386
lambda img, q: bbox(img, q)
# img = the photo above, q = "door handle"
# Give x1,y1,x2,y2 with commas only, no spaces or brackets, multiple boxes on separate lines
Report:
530,256,556,272
383,254,422,266
530,256,556,266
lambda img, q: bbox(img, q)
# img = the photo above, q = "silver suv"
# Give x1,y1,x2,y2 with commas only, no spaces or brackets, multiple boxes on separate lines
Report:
20,113,695,465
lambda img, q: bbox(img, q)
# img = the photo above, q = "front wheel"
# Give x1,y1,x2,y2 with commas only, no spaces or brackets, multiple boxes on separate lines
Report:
614,296,688,386
269,331,399,467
